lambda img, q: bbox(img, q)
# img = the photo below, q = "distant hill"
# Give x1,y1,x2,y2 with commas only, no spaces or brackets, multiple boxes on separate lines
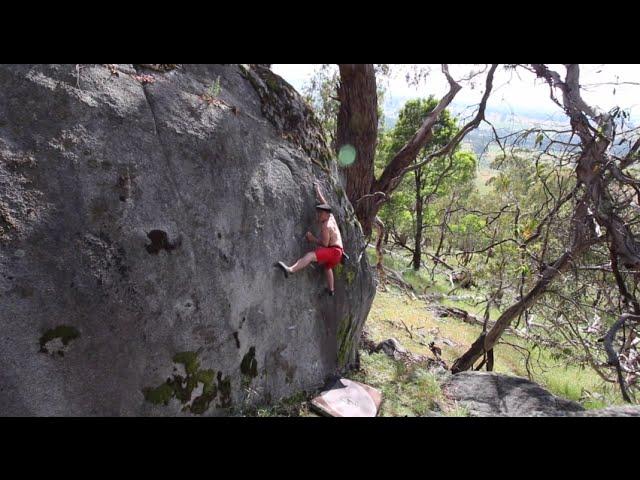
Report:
382,94,576,158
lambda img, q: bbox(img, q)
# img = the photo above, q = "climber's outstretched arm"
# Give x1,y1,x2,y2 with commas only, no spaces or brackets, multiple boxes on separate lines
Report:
314,182,327,205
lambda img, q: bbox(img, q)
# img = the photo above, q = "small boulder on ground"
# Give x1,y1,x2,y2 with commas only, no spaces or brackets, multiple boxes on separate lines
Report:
575,406,640,417
444,371,640,417
444,371,584,417
375,338,407,359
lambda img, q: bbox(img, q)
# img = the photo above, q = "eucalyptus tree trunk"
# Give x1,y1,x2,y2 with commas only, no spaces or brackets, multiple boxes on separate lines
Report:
412,169,423,271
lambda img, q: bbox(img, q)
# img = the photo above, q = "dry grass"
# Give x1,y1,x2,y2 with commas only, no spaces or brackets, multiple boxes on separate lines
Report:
366,288,625,409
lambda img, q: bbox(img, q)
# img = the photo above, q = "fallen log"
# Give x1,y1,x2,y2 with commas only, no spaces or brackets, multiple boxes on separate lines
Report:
428,304,576,352
381,265,414,291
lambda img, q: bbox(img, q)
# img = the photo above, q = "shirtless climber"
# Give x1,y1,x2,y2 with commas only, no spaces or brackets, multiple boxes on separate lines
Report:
276,182,344,296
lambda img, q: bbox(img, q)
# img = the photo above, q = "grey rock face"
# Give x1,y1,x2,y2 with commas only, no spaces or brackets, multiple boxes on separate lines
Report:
445,371,640,416
573,405,640,417
0,64,375,416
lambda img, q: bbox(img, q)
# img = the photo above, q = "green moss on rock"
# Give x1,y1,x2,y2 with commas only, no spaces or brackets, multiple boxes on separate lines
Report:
39,325,80,353
143,383,174,406
334,263,356,286
240,346,258,378
217,371,232,408
173,351,200,375
143,351,224,414
195,369,216,393
189,389,217,415
337,315,356,368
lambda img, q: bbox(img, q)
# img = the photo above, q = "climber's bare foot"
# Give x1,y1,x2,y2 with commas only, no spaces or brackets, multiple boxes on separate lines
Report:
276,262,291,278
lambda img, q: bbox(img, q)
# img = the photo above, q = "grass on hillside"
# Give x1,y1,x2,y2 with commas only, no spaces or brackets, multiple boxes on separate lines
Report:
366,245,625,409
475,166,497,195
248,284,621,416
346,352,468,417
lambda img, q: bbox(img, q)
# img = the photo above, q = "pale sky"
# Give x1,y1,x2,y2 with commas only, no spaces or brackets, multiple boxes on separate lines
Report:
272,64,640,123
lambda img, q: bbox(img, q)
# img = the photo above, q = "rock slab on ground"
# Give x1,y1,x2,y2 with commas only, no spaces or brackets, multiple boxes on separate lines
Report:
310,377,382,417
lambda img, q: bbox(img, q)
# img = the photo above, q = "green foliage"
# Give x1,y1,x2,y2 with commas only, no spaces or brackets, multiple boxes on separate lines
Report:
251,391,314,417
207,76,222,98
377,97,477,268
384,97,458,157
535,132,544,148
450,213,485,235
302,65,339,145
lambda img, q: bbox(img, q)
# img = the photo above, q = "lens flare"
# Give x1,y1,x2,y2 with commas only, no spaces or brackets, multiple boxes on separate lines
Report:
338,144,356,167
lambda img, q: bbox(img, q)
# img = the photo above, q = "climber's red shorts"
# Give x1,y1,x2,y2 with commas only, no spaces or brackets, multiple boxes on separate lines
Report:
315,246,343,270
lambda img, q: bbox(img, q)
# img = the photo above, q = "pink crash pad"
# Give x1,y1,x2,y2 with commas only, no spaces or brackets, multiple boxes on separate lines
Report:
310,378,382,417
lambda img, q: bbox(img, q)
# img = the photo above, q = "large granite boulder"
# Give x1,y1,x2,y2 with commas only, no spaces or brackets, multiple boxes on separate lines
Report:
0,64,375,416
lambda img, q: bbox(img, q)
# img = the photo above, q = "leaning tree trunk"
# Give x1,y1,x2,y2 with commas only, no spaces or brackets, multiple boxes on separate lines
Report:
336,64,379,236
451,198,593,373
336,64,492,237
374,216,386,281
412,170,423,271
526,64,640,401
452,64,640,408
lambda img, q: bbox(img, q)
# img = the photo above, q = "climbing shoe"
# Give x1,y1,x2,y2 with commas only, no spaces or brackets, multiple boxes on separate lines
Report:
275,262,290,278
325,288,335,297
